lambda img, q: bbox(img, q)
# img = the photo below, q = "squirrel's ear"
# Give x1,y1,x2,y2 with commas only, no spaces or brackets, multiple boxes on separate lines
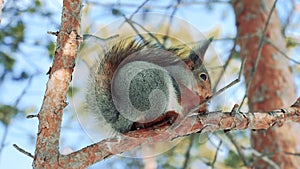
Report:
185,37,213,69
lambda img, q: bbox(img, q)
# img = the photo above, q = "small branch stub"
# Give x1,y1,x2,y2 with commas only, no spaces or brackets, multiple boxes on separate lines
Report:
13,144,34,158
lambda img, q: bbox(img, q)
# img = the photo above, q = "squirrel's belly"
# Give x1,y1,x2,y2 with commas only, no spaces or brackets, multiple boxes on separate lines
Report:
166,85,183,115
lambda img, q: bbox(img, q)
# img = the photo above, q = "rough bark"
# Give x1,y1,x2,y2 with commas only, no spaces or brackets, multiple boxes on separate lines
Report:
233,0,300,168
33,0,82,168
64,101,300,166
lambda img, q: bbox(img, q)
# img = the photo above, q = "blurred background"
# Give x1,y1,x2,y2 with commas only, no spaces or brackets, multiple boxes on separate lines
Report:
0,0,300,168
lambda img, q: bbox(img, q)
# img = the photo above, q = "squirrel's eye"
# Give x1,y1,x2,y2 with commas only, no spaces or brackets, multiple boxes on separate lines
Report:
199,73,207,81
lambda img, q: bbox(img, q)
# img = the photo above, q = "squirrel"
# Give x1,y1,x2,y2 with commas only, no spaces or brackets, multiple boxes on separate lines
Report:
86,38,212,133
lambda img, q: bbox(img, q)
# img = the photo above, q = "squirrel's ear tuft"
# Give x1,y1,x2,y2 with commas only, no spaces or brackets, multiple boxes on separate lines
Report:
187,37,213,69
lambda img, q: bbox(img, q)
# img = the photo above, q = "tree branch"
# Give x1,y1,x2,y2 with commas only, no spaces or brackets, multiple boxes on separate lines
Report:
13,144,34,158
243,147,280,169
32,0,82,168
61,98,300,168
226,132,249,166
182,134,195,169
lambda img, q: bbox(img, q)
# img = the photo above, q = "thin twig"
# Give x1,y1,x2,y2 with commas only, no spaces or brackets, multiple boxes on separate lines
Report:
282,0,296,36
47,31,59,36
163,0,180,46
26,114,39,119
0,75,35,159
226,132,248,166
13,144,34,158
0,69,7,87
128,0,150,20
0,126,8,159
285,152,300,156
128,19,165,48
182,134,195,169
211,140,222,169
122,14,147,43
243,147,280,169
265,39,300,64
87,1,230,10
188,57,246,114
252,0,278,73
238,0,278,112
82,34,119,52
82,34,119,41
14,75,33,106
122,15,165,48
213,37,238,93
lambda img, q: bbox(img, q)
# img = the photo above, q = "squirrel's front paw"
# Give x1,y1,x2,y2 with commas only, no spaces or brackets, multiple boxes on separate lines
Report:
130,111,179,132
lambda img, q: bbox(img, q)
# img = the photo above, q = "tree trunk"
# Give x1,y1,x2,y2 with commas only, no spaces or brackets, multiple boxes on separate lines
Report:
233,0,300,168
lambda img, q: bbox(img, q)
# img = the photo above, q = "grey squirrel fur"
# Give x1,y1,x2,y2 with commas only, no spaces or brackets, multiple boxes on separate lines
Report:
87,40,211,133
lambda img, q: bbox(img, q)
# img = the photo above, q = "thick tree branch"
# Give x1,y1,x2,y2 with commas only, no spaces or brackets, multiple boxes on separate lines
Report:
33,0,82,168
61,98,300,168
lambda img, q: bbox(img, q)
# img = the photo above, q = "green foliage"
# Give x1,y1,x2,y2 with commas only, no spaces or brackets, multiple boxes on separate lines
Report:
0,105,18,126
0,0,55,125
111,8,122,16
0,20,24,72
0,21,25,51
12,71,29,81
0,51,15,71
0,0,55,74
28,0,42,13
232,50,240,59
68,86,78,98
286,38,298,49
47,41,56,59
224,150,243,168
